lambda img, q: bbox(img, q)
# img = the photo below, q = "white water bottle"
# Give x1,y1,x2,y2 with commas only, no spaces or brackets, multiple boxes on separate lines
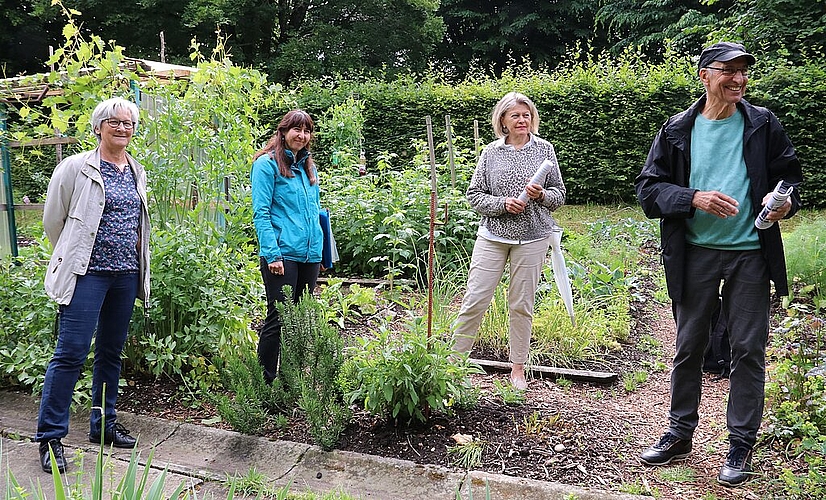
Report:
754,180,794,229
517,159,554,203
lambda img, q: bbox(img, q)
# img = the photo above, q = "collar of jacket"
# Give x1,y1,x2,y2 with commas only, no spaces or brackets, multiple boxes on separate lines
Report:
285,148,310,170
664,96,768,152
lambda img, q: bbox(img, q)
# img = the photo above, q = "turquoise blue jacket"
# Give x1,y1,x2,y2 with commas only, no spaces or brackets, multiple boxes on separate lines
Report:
251,149,323,264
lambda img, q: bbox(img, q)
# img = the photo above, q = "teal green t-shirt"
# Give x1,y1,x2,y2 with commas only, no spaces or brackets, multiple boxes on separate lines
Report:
686,111,759,250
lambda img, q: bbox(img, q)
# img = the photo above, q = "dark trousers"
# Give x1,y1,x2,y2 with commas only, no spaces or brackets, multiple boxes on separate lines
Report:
36,272,139,441
669,245,770,448
258,257,320,383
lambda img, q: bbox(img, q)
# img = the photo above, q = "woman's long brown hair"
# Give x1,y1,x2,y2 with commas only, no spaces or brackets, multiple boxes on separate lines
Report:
253,109,316,184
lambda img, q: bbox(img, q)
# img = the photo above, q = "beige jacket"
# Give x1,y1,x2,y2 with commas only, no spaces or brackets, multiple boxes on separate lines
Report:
43,148,150,305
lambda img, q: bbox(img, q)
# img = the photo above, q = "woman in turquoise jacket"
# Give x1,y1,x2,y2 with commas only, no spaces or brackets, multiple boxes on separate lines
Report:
251,109,323,383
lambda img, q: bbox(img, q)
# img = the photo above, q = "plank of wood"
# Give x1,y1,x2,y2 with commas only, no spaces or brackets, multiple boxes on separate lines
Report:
469,357,617,384
8,137,79,147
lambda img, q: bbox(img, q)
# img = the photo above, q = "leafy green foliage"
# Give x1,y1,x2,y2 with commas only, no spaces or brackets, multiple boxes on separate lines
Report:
317,278,379,328
278,294,351,450
345,320,482,424
749,63,826,211
710,0,826,66
491,379,526,406
125,217,260,396
214,350,277,435
596,0,733,60
216,293,350,449
436,0,604,77
764,309,826,497
321,147,477,279
782,216,826,311
0,247,111,407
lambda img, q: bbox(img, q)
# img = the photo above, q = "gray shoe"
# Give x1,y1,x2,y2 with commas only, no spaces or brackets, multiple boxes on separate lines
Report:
717,445,754,487
640,432,692,466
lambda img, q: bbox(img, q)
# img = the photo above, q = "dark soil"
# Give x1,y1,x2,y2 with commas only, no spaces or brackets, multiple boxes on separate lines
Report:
118,252,807,500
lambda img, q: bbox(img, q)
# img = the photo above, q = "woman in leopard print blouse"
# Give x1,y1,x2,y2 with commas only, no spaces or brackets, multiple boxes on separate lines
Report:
453,92,566,390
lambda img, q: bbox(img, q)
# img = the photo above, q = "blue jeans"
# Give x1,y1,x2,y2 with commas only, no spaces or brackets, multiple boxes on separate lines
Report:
36,272,139,442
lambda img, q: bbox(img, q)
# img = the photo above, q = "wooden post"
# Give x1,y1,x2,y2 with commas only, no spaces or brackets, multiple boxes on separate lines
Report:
473,120,480,162
445,115,455,189
425,116,437,340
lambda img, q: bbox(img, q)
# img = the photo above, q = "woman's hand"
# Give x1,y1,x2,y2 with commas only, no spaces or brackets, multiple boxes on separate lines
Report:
505,197,527,215
268,260,285,275
524,182,545,202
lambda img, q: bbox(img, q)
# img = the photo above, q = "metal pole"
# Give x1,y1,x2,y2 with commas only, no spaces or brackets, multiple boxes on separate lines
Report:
445,115,455,189
0,105,19,257
425,116,438,339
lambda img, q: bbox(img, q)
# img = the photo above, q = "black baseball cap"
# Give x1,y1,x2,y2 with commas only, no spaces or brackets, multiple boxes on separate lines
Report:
698,42,756,71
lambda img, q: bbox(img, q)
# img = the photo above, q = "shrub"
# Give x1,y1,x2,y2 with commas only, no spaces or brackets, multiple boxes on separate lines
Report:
124,215,260,397
278,293,351,450
346,319,482,424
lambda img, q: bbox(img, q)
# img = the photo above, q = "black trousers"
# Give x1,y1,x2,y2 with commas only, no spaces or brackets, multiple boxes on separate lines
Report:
258,257,320,383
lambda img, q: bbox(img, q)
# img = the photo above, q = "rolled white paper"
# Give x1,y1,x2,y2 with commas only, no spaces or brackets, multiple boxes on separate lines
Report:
754,180,793,229
517,159,554,203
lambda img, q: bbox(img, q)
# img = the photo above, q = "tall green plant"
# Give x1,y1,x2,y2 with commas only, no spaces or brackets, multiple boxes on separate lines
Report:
125,216,260,397
278,293,351,449
133,36,278,233
783,217,826,311
5,1,139,146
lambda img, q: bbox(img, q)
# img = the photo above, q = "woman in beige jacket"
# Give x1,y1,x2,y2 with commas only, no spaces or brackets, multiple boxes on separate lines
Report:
36,97,150,474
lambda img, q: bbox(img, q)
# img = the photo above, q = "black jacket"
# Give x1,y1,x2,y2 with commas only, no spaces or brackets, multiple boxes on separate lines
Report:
635,96,803,302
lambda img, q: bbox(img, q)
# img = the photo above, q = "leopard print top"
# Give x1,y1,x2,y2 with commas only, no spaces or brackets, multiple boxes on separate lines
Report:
467,134,565,241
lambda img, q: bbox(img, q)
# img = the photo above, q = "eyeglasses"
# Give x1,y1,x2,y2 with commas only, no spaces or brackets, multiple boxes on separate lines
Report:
704,66,749,77
103,118,135,129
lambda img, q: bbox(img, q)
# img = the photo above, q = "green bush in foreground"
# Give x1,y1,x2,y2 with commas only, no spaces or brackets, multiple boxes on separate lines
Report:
346,318,482,424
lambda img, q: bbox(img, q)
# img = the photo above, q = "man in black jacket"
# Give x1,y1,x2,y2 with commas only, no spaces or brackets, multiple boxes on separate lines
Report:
634,42,803,487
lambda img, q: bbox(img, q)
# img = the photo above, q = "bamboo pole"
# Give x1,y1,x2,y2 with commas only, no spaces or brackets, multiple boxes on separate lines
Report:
425,116,438,339
445,115,455,189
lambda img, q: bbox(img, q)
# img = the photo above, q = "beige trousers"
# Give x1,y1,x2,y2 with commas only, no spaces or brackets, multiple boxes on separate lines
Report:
453,234,551,364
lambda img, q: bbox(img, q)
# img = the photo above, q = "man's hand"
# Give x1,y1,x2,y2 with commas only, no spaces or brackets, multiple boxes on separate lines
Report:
760,192,792,222
692,190,739,218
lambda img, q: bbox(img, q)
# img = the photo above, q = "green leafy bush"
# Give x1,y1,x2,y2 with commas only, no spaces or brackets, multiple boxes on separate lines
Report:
214,350,278,435
278,293,351,450
125,216,260,396
321,148,477,279
346,319,482,424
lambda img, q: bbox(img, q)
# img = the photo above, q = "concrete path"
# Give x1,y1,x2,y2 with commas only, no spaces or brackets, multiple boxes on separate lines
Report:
1,391,650,499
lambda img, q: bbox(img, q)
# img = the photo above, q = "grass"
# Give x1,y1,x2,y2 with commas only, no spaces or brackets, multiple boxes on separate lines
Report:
657,464,696,482
622,370,649,392
446,439,486,469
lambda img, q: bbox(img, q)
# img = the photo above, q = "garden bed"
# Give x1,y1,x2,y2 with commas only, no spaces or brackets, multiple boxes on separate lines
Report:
118,278,810,500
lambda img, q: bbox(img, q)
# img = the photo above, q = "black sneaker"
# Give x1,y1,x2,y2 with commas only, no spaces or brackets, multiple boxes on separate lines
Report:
640,432,692,465
39,438,67,474
717,445,754,487
89,422,137,448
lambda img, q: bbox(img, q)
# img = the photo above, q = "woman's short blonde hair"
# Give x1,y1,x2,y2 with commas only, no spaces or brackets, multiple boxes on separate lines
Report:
91,97,140,141
491,92,540,138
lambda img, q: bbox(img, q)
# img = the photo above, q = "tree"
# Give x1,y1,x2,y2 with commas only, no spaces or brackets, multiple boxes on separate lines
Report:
0,0,65,76
435,0,606,77
711,0,826,64
264,0,445,83
595,0,736,61
2,0,444,83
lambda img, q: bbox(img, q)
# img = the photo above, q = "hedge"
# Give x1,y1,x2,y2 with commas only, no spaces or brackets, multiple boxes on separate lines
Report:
265,57,825,208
